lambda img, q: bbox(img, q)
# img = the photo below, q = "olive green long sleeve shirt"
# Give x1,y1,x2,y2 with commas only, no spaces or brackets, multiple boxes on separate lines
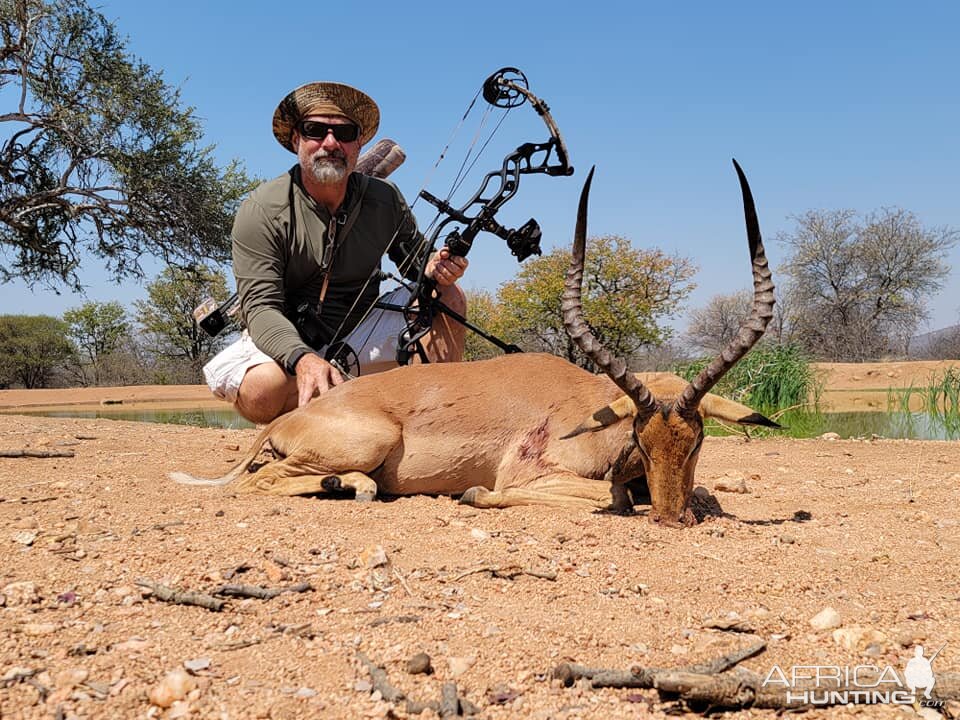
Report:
231,168,425,372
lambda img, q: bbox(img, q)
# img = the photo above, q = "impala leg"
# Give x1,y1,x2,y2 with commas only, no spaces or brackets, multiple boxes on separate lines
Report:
234,458,379,500
460,473,613,510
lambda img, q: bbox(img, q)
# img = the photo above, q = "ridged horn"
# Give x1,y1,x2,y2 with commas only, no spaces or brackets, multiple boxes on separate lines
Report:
562,167,658,419
676,159,775,413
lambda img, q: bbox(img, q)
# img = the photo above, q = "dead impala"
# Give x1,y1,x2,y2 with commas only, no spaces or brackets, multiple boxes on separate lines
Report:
172,161,776,526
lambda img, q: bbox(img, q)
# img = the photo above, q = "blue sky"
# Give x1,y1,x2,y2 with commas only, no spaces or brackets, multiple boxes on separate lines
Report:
3,1,958,332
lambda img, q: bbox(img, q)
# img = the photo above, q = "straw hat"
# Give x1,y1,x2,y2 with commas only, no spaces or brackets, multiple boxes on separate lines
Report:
272,81,380,152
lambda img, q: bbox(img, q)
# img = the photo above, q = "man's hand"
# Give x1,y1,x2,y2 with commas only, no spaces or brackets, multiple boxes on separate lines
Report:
294,353,345,407
426,247,468,287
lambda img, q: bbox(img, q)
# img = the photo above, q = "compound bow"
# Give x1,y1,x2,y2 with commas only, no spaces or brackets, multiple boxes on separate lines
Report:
391,66,574,364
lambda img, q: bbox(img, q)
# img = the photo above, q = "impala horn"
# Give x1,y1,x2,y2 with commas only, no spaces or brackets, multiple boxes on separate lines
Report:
676,160,775,414
561,167,659,420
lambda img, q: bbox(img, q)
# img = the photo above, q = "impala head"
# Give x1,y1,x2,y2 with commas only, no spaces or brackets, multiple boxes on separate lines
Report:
561,163,775,527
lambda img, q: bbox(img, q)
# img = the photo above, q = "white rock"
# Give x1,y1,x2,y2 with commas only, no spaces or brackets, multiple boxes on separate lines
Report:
12,530,38,546
167,701,192,719
148,670,196,708
183,657,211,673
819,432,841,441
470,528,490,542
360,545,389,568
810,607,842,630
114,638,151,653
447,656,476,678
2,581,39,606
714,474,750,494
22,622,57,636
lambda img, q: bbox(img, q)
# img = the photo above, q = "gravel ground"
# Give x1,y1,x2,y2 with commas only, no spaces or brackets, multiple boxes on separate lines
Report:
2,411,959,719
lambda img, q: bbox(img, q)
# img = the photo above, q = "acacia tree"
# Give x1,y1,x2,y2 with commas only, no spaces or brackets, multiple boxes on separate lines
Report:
778,208,957,361
62,300,128,385
0,314,74,387
0,0,253,289
134,265,230,382
495,235,696,369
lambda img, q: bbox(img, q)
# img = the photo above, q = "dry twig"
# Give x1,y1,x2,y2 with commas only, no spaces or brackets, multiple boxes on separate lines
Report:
135,579,224,612
453,564,557,582
356,652,405,702
0,448,75,458
212,582,312,600
552,640,767,689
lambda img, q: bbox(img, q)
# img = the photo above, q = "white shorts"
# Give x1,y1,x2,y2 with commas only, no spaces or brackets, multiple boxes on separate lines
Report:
203,287,412,403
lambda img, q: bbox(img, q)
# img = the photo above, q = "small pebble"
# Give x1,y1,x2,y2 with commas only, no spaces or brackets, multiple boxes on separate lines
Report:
810,607,842,630
406,652,433,675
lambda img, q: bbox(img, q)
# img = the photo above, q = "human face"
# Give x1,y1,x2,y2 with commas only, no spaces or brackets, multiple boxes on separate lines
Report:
294,114,360,185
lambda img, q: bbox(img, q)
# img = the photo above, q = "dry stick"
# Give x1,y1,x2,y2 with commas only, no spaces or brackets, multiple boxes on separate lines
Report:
453,564,557,582
212,582,313,600
0,449,75,458
654,668,960,710
356,652,405,703
135,579,224,612
355,653,468,716
553,640,767,689
393,567,415,596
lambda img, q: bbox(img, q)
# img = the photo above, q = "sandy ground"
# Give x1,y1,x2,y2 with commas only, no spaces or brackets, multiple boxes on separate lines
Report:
1,361,959,719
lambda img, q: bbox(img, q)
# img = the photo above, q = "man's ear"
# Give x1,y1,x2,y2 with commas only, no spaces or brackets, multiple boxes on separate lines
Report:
291,131,300,152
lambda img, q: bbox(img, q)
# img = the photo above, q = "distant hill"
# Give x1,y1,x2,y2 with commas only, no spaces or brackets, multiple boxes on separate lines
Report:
910,323,960,359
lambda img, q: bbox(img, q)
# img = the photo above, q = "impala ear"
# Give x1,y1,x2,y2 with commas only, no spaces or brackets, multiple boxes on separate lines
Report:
698,394,781,428
561,396,637,439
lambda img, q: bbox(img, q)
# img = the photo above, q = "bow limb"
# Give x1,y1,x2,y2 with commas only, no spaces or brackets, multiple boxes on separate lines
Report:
496,76,573,177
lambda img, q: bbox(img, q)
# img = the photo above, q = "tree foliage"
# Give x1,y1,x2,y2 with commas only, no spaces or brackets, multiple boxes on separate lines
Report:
0,313,74,387
62,300,128,384
0,0,254,289
462,288,505,362
684,289,754,355
134,265,230,382
493,235,696,368
777,208,957,361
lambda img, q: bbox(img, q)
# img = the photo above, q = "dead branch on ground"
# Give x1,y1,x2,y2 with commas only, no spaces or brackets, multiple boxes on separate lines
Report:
135,579,224,612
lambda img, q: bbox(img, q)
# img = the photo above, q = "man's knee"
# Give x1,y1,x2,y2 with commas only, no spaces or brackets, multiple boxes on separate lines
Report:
234,362,293,424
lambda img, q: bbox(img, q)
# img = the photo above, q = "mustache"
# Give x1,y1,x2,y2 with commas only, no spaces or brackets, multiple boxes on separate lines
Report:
313,149,346,163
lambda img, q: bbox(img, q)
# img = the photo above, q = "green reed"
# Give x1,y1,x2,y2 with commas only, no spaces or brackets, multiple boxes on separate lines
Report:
889,366,960,435
674,342,819,412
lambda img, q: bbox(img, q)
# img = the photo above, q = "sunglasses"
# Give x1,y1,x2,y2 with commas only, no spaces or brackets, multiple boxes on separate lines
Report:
297,120,360,143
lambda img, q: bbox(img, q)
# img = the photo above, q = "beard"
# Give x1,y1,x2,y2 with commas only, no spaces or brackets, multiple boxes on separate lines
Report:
307,150,349,184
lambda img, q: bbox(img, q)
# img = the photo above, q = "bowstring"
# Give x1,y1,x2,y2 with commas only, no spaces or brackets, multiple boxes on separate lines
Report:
321,88,509,361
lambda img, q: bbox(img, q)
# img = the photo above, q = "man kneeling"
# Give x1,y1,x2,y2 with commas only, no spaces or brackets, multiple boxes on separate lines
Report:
204,80,468,424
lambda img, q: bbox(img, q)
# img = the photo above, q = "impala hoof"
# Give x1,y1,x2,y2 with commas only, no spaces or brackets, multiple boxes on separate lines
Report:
321,475,343,492
459,486,489,506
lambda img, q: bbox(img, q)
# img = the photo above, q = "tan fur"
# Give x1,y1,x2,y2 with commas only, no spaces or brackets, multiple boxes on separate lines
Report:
172,353,772,523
